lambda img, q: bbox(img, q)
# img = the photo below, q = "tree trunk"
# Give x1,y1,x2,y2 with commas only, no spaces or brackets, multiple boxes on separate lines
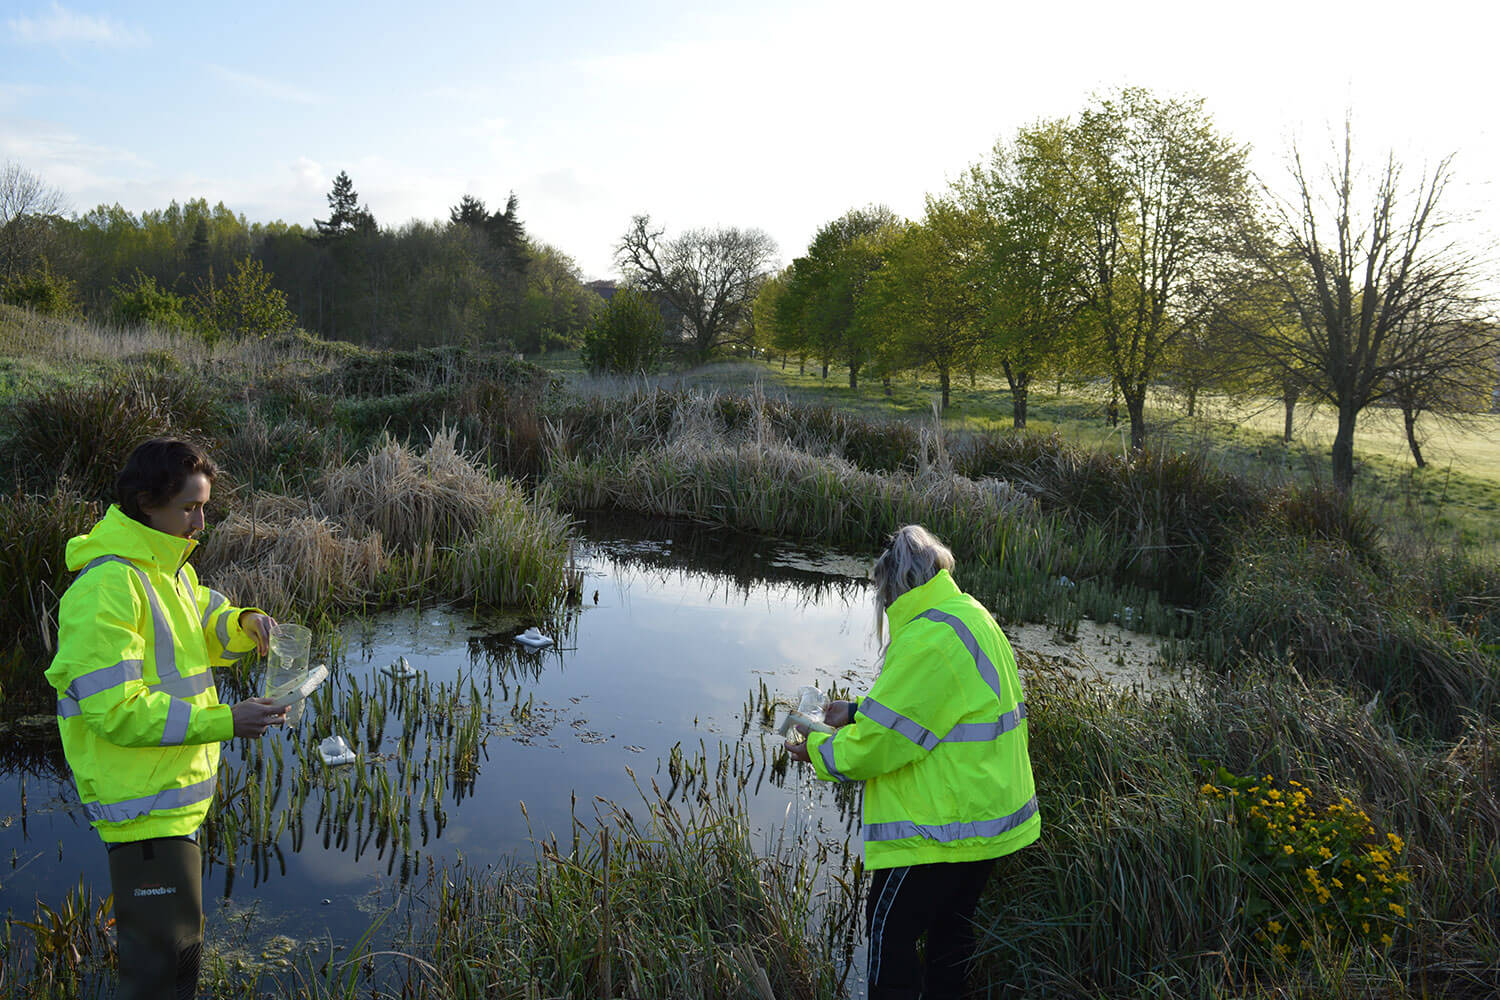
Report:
1185,385,1197,417
1282,384,1299,443
883,376,893,397
1126,392,1147,451
938,365,951,411
1001,362,1029,430
798,355,805,375
1331,404,1358,492
821,361,829,379
848,362,859,391
780,353,787,370
1402,406,1426,468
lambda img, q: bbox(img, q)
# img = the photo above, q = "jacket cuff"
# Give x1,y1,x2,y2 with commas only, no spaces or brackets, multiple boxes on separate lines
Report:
806,731,841,782
228,607,269,650
196,702,236,743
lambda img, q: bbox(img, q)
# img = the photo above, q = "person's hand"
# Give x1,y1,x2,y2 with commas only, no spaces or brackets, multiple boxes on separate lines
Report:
823,701,855,728
239,611,276,657
784,737,811,763
232,698,286,738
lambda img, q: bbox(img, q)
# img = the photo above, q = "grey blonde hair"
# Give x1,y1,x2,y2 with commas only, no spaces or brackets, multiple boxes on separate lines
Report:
872,525,955,646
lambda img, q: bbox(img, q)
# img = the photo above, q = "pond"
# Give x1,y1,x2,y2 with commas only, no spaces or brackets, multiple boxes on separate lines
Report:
0,512,1179,983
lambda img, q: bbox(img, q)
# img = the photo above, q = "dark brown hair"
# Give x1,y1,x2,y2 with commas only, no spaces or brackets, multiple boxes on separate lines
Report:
117,439,217,525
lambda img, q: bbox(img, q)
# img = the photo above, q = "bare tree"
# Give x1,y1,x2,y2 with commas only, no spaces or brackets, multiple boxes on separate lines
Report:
1249,121,1496,490
0,162,68,283
1385,313,1496,468
615,215,776,363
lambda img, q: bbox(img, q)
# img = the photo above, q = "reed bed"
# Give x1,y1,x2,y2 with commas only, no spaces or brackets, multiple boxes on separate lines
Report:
969,663,1500,999
546,400,1182,635
192,429,574,621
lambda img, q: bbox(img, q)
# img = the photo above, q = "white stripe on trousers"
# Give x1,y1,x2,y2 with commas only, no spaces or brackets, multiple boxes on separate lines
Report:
868,866,912,987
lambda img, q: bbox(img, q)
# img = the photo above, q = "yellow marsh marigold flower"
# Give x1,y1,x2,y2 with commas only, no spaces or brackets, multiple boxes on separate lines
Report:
1362,921,1371,934
1381,933,1394,947
1267,920,1283,934
1283,844,1295,855
1389,903,1405,918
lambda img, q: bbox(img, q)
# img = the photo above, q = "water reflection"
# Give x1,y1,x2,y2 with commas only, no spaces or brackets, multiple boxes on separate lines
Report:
0,514,879,970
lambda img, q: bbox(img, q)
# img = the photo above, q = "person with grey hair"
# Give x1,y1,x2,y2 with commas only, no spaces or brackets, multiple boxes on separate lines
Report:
787,525,1039,999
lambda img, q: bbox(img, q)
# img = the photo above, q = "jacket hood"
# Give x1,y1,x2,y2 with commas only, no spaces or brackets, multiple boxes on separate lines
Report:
65,504,199,574
885,569,961,634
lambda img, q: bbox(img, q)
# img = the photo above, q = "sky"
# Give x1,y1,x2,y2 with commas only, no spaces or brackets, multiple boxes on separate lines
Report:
3,0,1496,282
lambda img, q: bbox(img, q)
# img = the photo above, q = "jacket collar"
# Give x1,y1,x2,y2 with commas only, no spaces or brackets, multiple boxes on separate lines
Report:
885,569,961,635
65,504,199,575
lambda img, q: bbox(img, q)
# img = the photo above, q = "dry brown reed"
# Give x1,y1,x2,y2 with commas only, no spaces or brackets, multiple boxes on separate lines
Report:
318,425,509,552
0,305,334,379
196,503,388,619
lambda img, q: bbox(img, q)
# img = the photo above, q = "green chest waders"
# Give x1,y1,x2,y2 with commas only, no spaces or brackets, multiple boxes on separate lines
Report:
106,835,203,1000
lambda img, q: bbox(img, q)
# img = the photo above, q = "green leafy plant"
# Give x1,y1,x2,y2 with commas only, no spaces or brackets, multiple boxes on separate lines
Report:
110,270,193,331
11,877,115,973
1201,766,1414,957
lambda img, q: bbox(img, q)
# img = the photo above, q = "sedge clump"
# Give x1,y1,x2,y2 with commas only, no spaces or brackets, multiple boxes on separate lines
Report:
1200,766,1413,958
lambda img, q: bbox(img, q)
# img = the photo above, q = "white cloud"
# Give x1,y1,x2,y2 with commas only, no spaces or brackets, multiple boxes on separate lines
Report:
8,3,148,47
206,64,322,106
291,155,324,193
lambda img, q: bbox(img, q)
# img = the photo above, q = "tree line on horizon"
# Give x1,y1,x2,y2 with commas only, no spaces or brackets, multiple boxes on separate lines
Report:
0,166,602,354
2,86,1498,490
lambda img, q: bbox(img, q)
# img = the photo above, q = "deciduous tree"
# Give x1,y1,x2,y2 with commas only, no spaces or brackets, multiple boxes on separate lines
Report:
0,162,67,283
1057,88,1252,450
615,215,776,363
1246,120,1496,489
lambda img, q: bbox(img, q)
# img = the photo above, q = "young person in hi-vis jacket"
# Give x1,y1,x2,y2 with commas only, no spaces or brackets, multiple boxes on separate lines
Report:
46,439,287,1000
786,525,1040,1000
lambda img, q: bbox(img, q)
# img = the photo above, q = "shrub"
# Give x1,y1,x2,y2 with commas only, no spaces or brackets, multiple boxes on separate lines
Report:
581,287,665,374
1,262,78,316
193,257,294,339
110,271,194,331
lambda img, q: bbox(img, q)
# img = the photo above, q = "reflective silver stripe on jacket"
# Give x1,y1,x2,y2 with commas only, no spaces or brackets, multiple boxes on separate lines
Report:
818,737,851,783
944,703,1027,742
178,568,198,620
202,589,227,629
75,556,212,699
858,697,941,751
66,659,144,700
857,697,1027,750
160,698,193,746
83,775,217,825
915,609,1003,699
865,795,1039,843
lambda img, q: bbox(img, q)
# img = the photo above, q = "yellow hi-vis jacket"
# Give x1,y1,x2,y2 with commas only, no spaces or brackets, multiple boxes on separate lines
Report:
808,570,1040,869
45,505,262,843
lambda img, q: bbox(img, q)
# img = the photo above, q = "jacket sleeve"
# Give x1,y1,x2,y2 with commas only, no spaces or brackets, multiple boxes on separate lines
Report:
806,624,970,784
185,566,264,668
48,568,234,747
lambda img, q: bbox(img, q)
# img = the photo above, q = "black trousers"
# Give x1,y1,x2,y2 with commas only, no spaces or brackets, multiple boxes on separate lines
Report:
106,835,203,1000
866,859,996,1000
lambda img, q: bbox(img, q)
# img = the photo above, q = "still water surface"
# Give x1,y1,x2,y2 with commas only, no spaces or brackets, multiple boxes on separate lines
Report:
0,515,880,963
